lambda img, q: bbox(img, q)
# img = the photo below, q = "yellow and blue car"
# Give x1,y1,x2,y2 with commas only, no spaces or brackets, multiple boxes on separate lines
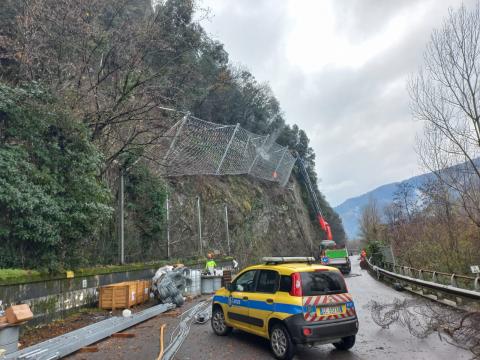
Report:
211,257,359,360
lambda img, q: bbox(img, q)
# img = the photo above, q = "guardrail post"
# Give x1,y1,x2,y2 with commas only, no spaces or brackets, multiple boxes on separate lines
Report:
418,270,423,280
450,274,462,305
475,275,480,291
432,271,442,300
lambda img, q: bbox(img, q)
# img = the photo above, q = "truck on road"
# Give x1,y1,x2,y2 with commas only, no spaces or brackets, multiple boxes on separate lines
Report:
319,240,351,275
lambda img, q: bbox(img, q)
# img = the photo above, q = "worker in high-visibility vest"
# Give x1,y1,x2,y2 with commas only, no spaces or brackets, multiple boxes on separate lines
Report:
205,253,217,275
360,249,367,260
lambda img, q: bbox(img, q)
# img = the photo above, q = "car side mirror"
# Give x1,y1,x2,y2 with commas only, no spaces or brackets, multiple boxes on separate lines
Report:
227,283,236,292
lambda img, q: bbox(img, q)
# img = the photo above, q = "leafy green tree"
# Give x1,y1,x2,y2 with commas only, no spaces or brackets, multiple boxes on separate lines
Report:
124,164,167,259
0,84,112,270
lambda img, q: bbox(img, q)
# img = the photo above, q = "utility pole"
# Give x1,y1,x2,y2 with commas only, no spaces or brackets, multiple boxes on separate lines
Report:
224,204,230,255
116,157,142,265
197,196,203,256
119,168,125,265
166,193,170,259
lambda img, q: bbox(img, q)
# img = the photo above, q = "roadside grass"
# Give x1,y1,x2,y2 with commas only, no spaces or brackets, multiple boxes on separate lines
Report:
0,268,42,282
0,256,233,286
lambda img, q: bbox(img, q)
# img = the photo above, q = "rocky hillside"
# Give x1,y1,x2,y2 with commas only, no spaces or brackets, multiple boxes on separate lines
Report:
165,174,321,266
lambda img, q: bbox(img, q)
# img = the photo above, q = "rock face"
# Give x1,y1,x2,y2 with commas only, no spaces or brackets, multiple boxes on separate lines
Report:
166,175,320,266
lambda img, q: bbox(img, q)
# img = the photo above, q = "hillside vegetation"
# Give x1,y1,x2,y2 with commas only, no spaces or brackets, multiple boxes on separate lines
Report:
358,4,480,275
0,0,345,270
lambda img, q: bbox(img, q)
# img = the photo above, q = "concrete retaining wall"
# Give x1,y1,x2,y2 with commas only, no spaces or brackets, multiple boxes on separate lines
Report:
0,260,233,327
0,268,158,326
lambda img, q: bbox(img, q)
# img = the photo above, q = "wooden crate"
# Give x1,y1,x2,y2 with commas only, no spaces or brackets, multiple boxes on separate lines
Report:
222,270,232,287
99,280,151,310
134,280,151,305
99,282,137,310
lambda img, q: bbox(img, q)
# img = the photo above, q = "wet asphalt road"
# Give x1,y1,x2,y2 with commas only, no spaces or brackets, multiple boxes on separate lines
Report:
69,258,471,360
175,258,471,360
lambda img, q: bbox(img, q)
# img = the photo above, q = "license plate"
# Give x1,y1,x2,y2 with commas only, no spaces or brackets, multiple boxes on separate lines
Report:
318,305,344,315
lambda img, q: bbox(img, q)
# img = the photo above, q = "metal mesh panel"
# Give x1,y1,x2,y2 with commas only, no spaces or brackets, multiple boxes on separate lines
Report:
161,115,296,186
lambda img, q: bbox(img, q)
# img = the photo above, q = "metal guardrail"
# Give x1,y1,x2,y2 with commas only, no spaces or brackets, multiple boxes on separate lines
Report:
366,258,480,303
386,263,480,291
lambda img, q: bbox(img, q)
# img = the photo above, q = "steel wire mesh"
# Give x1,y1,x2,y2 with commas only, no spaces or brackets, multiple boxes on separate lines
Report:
160,115,296,186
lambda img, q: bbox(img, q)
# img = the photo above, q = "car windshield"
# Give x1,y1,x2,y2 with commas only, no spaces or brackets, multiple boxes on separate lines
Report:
301,271,346,296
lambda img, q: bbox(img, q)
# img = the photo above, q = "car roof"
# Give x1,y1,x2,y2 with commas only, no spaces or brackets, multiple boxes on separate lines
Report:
242,263,340,275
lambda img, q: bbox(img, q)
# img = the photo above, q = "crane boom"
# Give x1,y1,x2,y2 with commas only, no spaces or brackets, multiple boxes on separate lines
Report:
297,158,333,240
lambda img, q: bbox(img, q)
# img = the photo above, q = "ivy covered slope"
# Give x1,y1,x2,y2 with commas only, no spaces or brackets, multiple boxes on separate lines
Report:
0,84,112,270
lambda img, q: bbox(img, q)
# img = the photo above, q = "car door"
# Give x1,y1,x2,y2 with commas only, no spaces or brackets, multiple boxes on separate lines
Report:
247,269,279,337
226,270,257,332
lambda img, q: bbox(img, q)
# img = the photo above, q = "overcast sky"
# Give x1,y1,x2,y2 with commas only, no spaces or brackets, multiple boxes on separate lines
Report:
198,0,475,206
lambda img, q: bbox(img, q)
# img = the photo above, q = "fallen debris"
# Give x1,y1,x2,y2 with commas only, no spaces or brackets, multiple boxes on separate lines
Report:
5,305,33,325
162,299,212,360
160,309,181,318
3,303,175,360
111,333,135,338
368,298,480,358
152,267,188,307
0,304,33,355
156,324,166,360
78,346,99,353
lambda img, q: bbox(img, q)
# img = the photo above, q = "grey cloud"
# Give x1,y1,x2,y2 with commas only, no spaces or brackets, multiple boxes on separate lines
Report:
199,0,475,206
202,0,288,73
332,0,424,42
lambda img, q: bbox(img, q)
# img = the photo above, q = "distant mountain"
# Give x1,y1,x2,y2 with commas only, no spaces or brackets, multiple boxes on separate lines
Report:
334,172,433,239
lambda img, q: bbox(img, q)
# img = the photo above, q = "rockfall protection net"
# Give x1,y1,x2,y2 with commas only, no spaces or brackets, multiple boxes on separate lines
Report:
158,115,296,186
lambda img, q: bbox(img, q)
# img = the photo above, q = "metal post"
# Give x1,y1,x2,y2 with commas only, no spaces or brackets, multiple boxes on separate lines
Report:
197,196,203,256
248,135,269,174
119,169,125,265
273,148,288,180
166,194,170,259
224,204,230,255
163,114,189,164
280,156,296,187
216,123,240,174
242,134,251,158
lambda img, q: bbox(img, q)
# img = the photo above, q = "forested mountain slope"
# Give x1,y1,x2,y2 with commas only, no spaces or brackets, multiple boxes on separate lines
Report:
334,173,431,239
0,0,344,270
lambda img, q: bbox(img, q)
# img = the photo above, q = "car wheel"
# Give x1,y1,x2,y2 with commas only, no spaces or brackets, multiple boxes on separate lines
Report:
211,307,232,336
333,335,356,350
270,323,296,360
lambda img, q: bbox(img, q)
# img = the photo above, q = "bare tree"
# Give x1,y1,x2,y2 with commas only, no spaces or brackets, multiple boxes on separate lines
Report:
359,197,385,243
369,298,480,358
3,0,223,174
410,2,480,228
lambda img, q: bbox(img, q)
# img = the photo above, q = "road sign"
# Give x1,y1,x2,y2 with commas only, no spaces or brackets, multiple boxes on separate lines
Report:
471,265,480,274
322,256,330,264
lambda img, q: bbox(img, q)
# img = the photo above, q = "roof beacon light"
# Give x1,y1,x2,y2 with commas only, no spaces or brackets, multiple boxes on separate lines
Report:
262,257,316,264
